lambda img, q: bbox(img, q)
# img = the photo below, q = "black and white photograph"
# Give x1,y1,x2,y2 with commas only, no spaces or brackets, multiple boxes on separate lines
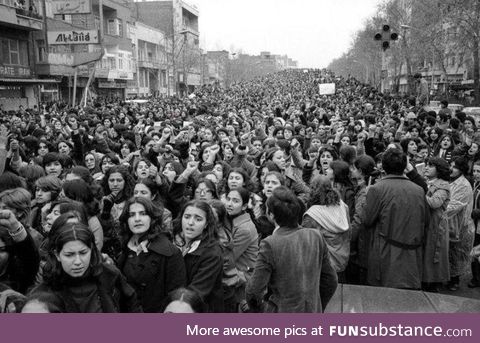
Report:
1,0,480,314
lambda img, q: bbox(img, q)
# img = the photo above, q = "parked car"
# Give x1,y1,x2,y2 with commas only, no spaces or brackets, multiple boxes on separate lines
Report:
325,284,480,313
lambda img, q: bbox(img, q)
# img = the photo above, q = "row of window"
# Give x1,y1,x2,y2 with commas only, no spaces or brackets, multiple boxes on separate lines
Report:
0,38,29,66
138,69,167,88
99,56,133,71
55,14,124,38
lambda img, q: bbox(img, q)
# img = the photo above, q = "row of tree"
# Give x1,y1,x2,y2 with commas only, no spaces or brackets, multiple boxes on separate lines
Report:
328,0,480,104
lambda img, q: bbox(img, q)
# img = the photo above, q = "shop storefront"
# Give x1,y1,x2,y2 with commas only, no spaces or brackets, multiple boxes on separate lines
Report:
96,79,127,100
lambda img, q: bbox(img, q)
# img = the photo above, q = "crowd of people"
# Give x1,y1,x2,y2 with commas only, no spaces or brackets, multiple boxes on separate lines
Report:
1,68,480,313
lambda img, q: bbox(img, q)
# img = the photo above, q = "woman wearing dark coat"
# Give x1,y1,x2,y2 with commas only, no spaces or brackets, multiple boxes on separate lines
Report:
173,200,224,312
117,197,186,312
31,221,142,313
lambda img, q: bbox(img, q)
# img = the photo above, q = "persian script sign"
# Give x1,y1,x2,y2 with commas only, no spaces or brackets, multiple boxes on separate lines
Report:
48,30,99,45
52,0,92,15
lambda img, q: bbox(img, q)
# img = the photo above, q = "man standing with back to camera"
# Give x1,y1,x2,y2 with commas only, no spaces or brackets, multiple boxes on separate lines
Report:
362,148,429,289
246,186,337,313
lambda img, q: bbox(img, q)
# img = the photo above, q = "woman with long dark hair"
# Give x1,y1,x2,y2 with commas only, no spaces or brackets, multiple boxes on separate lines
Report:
117,197,186,312
172,200,224,312
31,222,142,312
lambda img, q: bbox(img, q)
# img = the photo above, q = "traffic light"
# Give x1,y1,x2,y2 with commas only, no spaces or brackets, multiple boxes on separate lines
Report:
374,24,398,51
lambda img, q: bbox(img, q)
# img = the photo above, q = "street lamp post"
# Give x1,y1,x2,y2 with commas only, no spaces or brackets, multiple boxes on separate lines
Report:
374,25,398,93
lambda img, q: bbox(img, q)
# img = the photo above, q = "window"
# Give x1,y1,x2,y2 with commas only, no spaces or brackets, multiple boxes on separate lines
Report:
9,40,19,65
107,57,116,69
37,40,46,62
0,39,28,66
118,19,123,37
108,19,118,36
1,40,9,65
118,53,124,70
139,70,145,87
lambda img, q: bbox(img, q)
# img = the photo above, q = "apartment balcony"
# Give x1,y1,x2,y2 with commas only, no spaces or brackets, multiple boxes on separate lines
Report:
181,25,199,37
137,59,163,69
0,0,43,31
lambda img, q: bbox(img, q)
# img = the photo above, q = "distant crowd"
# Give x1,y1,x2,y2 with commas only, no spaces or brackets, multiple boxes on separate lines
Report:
1,68,480,313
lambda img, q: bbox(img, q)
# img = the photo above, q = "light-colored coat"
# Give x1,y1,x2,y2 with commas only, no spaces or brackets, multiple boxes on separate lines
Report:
445,175,475,277
423,178,450,283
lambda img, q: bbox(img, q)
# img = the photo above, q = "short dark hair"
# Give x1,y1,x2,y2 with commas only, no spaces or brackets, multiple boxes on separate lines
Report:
330,160,351,185
266,186,300,227
382,148,407,175
453,156,469,176
425,157,450,181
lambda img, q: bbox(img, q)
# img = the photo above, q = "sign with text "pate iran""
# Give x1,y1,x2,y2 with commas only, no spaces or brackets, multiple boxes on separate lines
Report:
319,83,336,95
48,30,99,45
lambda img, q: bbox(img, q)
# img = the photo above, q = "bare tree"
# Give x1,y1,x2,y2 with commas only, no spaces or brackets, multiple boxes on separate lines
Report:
440,0,480,104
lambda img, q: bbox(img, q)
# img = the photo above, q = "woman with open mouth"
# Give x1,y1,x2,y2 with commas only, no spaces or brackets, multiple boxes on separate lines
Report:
173,200,224,312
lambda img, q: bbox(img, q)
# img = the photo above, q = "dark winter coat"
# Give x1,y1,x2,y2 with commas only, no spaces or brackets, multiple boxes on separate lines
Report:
118,234,187,312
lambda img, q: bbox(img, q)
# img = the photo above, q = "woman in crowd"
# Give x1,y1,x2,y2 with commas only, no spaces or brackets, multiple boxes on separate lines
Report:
62,179,104,251
31,222,142,312
446,157,475,291
172,200,224,312
346,155,375,285
117,197,186,312
0,189,40,294
422,157,451,292
30,175,62,234
133,178,173,233
303,175,350,282
163,288,206,313
223,187,258,309
100,165,135,260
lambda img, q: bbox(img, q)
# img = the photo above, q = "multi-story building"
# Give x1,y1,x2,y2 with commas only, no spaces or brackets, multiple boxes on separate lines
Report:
202,50,228,87
127,21,169,97
32,0,135,103
135,0,201,96
0,0,56,110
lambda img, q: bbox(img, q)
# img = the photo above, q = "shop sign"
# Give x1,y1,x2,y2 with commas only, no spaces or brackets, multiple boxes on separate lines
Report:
52,0,92,15
48,53,75,66
98,81,127,89
0,65,31,77
48,30,99,45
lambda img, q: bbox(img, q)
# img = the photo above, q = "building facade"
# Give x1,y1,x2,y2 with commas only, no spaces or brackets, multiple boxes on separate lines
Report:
203,50,228,87
127,21,169,97
135,0,201,96
0,0,56,110
32,0,135,104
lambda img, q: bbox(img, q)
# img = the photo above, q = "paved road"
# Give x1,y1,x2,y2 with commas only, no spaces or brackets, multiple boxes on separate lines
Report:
439,272,480,300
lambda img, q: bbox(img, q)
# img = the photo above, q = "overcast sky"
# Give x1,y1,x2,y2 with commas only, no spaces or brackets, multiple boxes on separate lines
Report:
191,0,383,68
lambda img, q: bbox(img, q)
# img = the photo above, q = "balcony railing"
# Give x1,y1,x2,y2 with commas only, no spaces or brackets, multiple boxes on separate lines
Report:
137,59,165,69
0,0,43,20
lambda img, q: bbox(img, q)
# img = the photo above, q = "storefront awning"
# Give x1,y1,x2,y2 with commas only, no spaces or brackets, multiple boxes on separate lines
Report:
0,78,59,84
